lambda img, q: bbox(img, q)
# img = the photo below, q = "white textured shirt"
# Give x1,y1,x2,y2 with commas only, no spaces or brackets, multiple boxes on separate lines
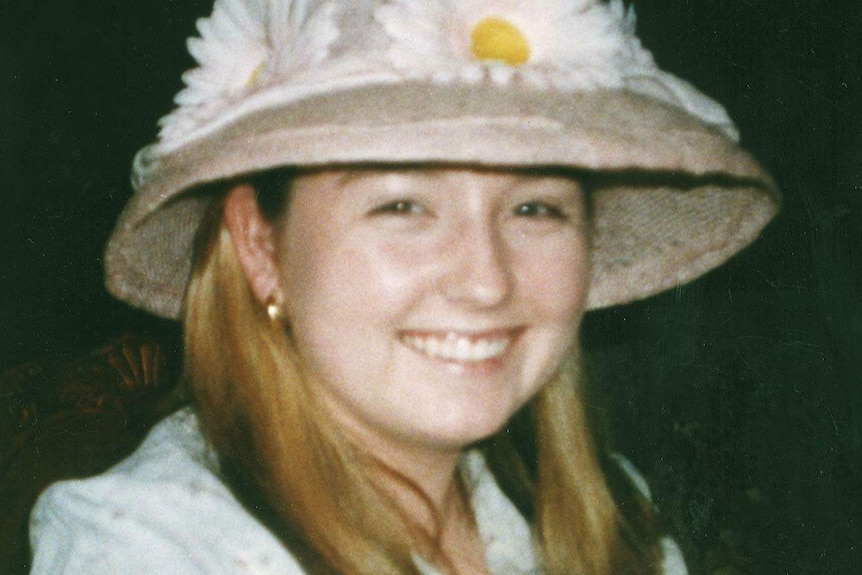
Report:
29,408,687,575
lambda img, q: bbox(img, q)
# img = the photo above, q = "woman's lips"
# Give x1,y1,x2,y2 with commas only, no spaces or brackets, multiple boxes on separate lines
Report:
399,329,520,363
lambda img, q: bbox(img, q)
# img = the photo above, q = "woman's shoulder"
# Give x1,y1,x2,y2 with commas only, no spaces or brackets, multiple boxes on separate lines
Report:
462,450,688,575
29,408,303,575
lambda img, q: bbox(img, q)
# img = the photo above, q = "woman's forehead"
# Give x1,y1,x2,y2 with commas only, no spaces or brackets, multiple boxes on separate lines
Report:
289,166,581,193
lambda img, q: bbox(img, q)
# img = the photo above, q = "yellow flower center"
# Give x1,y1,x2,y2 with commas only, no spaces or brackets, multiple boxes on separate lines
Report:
470,17,531,66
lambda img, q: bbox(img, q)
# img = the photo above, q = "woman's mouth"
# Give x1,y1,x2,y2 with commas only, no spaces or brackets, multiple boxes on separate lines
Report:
400,330,518,362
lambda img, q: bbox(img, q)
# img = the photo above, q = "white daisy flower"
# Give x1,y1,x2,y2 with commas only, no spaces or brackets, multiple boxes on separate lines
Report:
374,0,655,90
158,0,341,149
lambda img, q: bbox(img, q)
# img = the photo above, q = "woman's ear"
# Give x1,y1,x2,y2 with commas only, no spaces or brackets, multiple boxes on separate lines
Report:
223,183,283,306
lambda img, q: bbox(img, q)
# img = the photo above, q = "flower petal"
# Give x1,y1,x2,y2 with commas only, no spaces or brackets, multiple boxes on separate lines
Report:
157,0,341,148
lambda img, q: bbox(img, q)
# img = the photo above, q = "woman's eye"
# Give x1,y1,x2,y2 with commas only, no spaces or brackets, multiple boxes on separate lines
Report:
514,202,565,219
371,200,424,216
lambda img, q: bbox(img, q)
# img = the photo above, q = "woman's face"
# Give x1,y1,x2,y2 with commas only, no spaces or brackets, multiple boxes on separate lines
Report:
273,167,589,456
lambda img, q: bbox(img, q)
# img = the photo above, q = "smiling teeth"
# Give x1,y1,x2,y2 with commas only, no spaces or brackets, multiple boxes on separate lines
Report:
402,334,511,362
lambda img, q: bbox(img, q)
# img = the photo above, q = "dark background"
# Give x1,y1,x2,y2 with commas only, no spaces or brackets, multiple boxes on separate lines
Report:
1,1,859,573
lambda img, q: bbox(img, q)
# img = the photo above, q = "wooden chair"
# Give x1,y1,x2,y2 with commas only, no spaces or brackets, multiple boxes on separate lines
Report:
0,335,184,575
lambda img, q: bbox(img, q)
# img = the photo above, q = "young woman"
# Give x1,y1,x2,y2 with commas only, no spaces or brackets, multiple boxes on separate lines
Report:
28,1,779,574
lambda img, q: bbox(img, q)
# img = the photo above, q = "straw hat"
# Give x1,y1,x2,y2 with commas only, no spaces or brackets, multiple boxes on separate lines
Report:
105,0,779,319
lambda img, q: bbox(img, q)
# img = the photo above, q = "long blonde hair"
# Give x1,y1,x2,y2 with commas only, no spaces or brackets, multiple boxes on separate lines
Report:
182,178,662,575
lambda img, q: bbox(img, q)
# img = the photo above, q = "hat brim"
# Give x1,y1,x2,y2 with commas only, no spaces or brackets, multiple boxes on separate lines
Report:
105,82,779,318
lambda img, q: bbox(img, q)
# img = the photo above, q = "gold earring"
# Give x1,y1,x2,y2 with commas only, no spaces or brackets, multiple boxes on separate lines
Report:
266,296,285,323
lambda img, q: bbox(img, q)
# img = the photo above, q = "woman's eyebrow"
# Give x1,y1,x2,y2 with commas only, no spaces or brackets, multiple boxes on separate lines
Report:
505,175,581,194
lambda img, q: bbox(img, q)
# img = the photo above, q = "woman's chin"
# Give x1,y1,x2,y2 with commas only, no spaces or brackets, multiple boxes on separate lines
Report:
408,408,514,453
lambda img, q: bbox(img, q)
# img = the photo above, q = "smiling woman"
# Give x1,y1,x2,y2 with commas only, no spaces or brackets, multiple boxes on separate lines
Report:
230,169,588,453
183,167,597,574
26,1,779,575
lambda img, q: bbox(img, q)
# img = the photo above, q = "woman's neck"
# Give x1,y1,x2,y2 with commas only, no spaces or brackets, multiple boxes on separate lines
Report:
334,413,464,512
367,455,491,575
361,440,464,530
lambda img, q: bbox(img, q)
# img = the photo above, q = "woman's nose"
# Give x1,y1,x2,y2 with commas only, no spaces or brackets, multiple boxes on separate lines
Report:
443,220,513,308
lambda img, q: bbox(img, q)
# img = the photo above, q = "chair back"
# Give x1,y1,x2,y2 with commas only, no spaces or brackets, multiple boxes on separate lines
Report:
0,335,183,575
